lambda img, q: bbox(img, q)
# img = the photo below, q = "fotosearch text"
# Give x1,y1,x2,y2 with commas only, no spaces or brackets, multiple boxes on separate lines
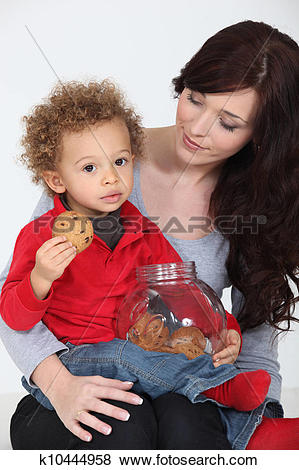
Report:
33,214,267,236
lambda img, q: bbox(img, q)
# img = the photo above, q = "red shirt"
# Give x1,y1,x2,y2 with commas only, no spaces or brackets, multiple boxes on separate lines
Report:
0,196,240,345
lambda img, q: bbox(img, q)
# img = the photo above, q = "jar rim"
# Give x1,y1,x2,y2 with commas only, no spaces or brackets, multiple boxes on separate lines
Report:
136,261,197,283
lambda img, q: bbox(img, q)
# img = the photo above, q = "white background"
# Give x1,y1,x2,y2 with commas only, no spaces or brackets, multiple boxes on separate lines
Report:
0,0,298,412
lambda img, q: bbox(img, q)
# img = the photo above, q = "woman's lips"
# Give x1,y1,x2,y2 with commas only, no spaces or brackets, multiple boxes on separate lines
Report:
183,133,207,151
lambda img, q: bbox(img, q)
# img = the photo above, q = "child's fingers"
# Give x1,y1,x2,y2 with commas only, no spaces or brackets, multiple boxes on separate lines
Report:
45,241,75,260
38,236,67,253
53,246,77,266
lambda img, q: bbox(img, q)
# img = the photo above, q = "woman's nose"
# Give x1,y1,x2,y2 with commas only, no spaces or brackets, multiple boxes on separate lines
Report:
190,112,213,137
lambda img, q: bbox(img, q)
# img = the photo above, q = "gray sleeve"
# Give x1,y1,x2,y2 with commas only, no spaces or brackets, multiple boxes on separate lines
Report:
0,191,68,387
231,286,282,402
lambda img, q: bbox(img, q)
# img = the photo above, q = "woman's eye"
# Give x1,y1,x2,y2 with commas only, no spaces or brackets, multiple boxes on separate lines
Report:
83,164,96,173
115,158,127,166
219,119,237,133
186,92,203,106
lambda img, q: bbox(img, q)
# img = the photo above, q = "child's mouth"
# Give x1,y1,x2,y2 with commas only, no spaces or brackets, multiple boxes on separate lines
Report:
101,193,122,203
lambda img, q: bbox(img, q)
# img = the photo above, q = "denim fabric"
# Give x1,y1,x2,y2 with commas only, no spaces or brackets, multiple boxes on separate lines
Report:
22,338,283,449
22,338,238,408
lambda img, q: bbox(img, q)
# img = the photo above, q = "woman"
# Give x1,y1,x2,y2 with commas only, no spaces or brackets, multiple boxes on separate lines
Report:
0,20,298,450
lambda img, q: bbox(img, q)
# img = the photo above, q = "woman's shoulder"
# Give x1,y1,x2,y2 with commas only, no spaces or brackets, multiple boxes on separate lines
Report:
30,191,54,222
15,192,55,244
143,125,173,139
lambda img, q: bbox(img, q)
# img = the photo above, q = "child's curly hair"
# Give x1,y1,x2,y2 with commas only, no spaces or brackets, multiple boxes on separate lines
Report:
19,79,144,197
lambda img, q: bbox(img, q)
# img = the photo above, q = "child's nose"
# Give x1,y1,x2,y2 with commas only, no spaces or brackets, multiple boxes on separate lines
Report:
102,166,119,185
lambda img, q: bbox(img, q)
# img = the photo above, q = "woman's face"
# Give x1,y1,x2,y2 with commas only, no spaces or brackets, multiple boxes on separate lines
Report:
175,87,258,167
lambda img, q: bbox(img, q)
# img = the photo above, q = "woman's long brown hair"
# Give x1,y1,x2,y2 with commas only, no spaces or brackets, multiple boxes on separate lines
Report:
173,20,299,332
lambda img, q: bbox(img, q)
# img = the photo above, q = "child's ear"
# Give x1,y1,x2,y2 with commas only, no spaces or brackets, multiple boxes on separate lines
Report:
42,170,66,194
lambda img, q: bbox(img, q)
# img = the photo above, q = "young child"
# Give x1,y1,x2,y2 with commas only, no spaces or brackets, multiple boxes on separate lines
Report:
0,80,270,413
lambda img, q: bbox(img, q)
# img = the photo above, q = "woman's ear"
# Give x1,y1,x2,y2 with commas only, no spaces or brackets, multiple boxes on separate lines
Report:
42,171,66,194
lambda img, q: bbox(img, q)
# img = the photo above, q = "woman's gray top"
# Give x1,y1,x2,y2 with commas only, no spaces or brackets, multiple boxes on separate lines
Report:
0,161,282,401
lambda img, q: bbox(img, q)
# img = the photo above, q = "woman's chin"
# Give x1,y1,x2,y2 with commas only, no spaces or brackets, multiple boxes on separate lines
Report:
175,144,206,167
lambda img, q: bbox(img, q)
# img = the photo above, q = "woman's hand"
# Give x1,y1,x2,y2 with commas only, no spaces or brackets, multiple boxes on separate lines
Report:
49,372,143,442
212,329,241,367
32,354,143,442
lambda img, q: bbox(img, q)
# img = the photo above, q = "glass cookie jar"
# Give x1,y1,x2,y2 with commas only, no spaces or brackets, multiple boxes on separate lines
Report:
117,261,227,359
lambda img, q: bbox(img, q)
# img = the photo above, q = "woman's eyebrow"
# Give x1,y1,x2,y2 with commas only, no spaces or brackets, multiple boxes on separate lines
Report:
199,91,248,124
222,109,248,124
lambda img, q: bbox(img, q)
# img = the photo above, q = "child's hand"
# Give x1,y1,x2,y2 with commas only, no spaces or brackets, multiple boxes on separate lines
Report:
212,329,241,367
30,236,76,299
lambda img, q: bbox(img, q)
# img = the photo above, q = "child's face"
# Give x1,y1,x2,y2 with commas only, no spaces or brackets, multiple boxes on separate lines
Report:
53,117,134,217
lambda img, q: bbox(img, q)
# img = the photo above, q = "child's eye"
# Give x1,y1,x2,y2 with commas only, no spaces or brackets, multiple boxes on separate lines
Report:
115,158,128,167
83,164,96,173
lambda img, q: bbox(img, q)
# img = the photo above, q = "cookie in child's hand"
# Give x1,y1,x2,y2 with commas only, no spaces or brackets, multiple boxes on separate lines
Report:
52,210,93,253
